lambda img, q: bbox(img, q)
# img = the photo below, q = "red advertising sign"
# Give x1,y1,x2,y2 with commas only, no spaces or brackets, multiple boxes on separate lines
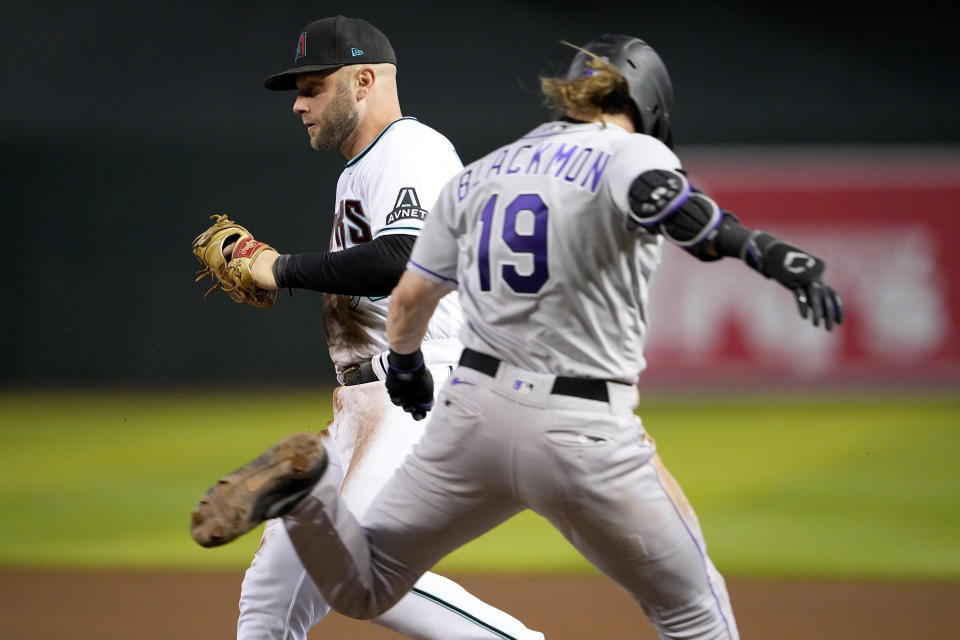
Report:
642,149,960,387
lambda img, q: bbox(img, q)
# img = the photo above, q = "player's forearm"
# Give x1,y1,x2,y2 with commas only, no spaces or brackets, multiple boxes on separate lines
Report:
628,168,842,329
628,167,820,271
271,234,415,296
387,271,449,354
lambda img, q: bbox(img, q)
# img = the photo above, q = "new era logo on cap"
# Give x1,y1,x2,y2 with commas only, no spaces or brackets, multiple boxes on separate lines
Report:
295,32,307,61
351,47,364,56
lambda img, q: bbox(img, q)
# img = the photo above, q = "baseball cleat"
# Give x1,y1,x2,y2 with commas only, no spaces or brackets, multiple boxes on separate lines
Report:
190,431,327,548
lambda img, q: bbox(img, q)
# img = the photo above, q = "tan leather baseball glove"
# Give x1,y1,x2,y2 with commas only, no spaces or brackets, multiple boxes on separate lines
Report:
192,214,277,308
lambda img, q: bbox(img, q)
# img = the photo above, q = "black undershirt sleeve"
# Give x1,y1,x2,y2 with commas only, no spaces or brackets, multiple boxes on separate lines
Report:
272,234,416,297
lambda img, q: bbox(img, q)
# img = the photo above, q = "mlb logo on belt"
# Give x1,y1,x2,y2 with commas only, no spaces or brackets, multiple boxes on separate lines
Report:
512,380,534,395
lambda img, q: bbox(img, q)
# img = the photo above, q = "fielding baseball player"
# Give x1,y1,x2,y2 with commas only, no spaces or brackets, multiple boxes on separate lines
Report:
190,34,843,640
193,15,544,640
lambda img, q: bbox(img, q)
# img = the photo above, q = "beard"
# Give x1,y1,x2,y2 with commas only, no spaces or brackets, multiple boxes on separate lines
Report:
309,79,359,152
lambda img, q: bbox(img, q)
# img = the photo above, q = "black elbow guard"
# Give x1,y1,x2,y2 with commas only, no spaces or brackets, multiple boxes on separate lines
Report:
626,169,691,228
627,169,723,259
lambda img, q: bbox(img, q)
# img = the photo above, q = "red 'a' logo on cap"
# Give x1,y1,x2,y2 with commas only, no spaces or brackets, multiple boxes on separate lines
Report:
295,32,307,61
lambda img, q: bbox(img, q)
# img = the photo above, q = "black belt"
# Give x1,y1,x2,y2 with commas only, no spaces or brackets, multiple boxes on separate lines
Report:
341,360,378,386
458,349,611,403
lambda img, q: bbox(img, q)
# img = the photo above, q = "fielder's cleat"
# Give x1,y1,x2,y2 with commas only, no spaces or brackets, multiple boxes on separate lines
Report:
190,431,327,548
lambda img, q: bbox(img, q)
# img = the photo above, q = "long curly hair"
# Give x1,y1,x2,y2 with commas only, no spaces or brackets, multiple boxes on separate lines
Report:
540,42,638,126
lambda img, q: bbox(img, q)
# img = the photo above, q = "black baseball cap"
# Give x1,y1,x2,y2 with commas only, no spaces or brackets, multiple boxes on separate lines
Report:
263,16,397,91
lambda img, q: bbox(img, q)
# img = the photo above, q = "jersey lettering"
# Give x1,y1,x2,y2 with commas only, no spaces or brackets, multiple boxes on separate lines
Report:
457,143,611,202
477,193,550,294
477,194,496,291
332,199,373,249
331,202,345,250
545,143,577,177
344,200,372,244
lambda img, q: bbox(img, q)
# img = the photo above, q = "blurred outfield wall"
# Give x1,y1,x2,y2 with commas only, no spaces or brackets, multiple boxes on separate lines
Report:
3,2,958,391
641,147,960,390
3,146,959,391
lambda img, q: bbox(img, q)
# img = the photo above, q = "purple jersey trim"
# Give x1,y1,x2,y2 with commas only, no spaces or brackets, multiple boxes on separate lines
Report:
521,129,585,141
652,468,736,639
520,121,614,141
408,259,459,286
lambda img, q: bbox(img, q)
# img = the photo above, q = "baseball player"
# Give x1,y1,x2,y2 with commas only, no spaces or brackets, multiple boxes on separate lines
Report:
191,34,843,640
215,15,544,640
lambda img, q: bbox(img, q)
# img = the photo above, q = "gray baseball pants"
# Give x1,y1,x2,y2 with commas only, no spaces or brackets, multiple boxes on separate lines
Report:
284,358,739,640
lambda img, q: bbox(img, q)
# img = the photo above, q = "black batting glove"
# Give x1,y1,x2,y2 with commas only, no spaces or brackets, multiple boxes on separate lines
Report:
744,232,844,332
793,280,844,332
385,348,434,421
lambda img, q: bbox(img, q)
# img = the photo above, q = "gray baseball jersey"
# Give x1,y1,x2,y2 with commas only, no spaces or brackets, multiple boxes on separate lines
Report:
281,120,740,639
408,120,676,383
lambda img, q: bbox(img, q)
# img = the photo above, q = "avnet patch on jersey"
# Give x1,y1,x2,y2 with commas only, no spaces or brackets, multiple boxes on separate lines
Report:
386,187,429,224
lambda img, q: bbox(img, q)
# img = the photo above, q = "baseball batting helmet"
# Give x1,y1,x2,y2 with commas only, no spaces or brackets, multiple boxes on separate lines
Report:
566,34,674,147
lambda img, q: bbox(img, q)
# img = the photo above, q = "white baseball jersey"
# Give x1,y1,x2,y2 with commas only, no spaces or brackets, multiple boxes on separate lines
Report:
323,117,464,372
241,117,544,640
408,120,679,383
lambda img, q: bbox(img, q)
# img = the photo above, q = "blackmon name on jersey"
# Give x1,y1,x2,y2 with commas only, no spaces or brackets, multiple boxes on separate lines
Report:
455,140,613,203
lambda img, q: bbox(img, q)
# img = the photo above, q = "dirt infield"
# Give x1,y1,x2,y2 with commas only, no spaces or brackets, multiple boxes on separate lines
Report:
1,570,957,638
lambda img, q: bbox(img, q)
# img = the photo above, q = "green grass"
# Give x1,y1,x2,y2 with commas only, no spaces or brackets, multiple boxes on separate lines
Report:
639,395,960,580
0,389,957,580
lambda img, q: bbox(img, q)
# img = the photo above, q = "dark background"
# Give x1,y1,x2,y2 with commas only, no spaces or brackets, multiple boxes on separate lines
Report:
2,1,956,388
